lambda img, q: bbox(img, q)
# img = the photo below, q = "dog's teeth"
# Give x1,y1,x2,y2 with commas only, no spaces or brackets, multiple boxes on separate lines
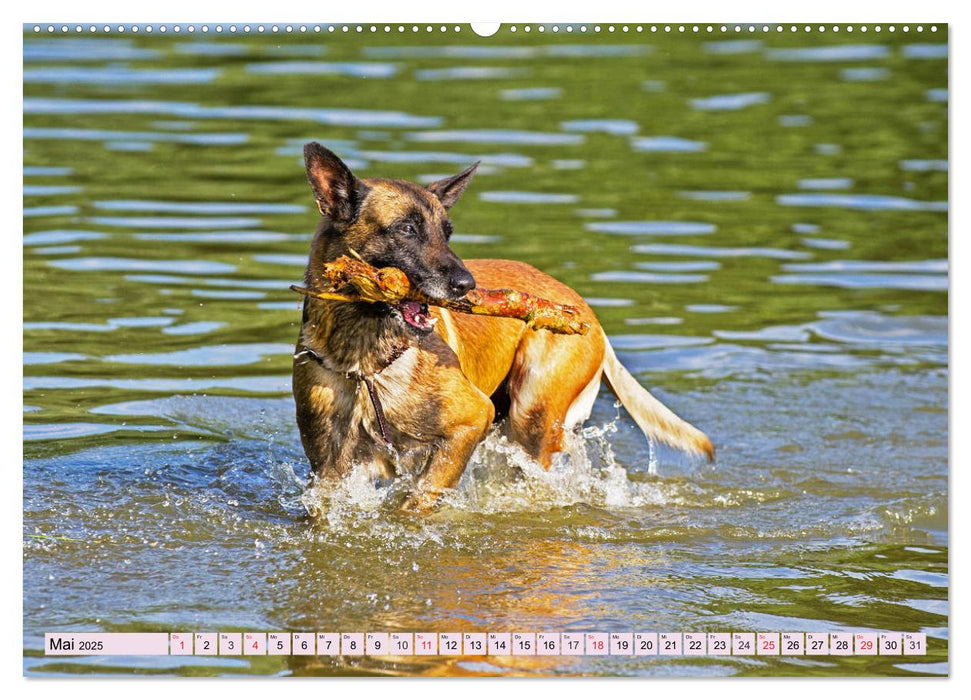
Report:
428,317,438,326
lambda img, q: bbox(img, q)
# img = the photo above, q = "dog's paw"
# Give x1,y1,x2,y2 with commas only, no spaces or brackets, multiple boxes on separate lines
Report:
398,489,443,516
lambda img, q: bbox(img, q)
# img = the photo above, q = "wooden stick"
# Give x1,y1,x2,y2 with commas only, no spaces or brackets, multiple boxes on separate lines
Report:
290,255,590,335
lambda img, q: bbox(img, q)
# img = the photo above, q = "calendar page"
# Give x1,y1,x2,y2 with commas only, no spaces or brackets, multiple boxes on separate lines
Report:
21,18,948,679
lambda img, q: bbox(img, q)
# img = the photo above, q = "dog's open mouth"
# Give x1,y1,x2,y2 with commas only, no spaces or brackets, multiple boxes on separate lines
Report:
394,300,437,333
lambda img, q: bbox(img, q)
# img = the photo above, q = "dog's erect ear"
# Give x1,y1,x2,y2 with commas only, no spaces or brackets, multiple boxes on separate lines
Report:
426,162,480,209
304,142,366,222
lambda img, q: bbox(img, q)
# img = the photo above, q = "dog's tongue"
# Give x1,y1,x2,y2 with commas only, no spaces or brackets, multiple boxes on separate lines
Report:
400,301,436,331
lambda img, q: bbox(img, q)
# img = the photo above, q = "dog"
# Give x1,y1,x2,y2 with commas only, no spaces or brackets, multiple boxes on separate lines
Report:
293,142,714,513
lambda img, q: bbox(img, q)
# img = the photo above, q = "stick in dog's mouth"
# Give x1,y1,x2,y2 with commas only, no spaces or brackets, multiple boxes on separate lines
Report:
288,255,591,335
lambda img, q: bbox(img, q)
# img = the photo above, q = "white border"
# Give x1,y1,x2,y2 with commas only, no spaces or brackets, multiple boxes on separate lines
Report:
7,0,962,697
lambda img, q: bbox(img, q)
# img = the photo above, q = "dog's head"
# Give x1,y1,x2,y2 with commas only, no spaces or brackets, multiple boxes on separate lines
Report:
303,142,477,336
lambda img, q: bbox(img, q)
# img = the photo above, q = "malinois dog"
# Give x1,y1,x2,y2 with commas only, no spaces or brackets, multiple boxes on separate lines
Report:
293,142,714,513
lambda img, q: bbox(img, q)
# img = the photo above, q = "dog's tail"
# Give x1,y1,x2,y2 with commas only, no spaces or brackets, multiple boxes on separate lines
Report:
601,332,715,462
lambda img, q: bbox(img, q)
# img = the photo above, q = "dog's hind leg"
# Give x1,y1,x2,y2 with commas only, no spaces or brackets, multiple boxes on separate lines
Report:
504,330,606,468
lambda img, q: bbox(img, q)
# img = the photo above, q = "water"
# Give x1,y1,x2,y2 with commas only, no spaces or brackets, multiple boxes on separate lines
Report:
22,26,948,677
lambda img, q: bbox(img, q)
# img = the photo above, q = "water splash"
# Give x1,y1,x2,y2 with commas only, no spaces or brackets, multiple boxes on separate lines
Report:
298,416,681,524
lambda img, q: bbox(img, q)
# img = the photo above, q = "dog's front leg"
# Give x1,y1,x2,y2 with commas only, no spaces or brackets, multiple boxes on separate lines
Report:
399,393,494,514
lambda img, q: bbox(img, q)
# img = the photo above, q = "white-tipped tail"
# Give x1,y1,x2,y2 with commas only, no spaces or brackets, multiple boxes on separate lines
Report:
601,332,714,462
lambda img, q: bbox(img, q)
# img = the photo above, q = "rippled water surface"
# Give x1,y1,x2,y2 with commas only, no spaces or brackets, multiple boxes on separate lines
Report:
22,26,948,677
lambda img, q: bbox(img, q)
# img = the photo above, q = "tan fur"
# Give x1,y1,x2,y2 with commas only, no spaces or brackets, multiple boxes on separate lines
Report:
424,260,714,468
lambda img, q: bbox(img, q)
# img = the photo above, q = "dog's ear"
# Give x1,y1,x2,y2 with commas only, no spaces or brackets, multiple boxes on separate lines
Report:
304,142,366,222
426,162,480,209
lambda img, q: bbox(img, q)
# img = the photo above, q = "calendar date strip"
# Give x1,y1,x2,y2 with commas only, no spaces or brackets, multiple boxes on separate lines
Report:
44,631,927,657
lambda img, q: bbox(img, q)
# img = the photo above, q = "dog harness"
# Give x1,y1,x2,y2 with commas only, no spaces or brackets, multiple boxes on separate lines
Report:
294,343,407,450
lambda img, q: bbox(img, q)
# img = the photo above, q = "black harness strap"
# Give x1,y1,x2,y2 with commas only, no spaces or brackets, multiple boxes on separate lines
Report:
361,375,393,449
295,344,405,451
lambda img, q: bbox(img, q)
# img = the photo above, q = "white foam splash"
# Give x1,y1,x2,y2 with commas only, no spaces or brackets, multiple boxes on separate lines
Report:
448,422,674,512
299,419,678,522
301,465,400,524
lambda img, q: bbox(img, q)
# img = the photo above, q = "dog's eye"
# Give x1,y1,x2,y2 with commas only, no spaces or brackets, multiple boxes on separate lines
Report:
397,223,417,236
